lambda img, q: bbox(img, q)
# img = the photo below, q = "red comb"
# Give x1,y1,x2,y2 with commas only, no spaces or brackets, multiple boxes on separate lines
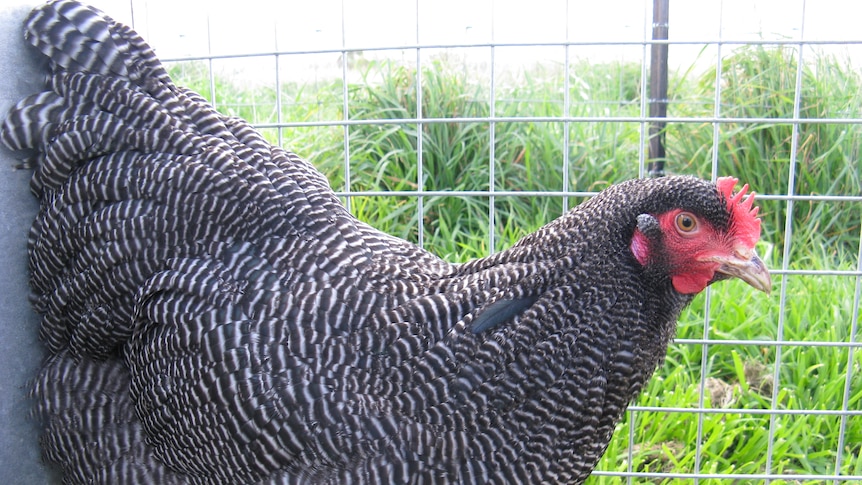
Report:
716,176,761,248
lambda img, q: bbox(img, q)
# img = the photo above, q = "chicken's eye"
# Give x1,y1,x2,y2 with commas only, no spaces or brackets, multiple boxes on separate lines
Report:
675,212,699,234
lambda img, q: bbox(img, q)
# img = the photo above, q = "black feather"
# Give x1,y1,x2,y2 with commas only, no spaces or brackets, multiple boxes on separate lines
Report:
470,295,540,333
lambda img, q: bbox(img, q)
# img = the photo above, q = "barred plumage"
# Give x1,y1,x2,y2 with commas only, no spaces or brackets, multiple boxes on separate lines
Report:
3,1,770,484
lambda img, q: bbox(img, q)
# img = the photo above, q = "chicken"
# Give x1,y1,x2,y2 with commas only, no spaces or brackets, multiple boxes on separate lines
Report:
2,1,772,483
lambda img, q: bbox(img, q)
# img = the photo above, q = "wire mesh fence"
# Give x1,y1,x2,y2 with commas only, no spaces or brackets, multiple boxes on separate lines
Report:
42,0,862,482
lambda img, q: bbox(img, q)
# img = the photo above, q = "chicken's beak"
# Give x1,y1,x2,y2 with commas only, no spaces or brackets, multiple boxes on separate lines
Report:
712,249,772,294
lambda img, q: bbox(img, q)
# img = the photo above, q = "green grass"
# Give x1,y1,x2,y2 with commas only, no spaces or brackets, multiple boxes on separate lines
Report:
166,45,862,482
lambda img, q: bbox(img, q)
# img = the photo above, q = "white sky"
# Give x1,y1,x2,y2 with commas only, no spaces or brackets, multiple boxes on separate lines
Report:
69,0,862,81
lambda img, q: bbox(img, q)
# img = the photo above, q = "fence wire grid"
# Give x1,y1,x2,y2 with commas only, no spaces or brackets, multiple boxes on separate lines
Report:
75,0,862,483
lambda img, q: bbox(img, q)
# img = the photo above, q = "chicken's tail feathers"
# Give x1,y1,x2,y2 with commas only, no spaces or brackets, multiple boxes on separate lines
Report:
1,0,226,194
24,0,170,84
0,0,176,157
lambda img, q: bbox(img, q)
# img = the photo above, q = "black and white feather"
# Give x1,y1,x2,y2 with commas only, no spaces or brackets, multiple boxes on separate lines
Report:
3,1,749,483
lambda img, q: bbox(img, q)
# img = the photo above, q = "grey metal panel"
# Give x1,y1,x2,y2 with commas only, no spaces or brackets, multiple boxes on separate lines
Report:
0,2,59,483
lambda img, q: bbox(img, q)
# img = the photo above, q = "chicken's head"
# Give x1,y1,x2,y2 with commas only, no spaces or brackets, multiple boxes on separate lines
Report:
629,177,772,295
